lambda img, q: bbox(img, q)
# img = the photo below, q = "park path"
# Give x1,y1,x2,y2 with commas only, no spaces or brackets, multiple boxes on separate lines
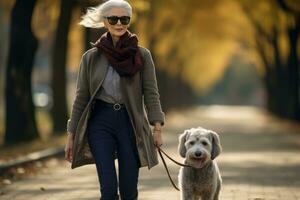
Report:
1,105,300,200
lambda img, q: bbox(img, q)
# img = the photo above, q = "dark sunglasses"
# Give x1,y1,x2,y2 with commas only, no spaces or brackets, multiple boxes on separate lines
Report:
104,16,131,25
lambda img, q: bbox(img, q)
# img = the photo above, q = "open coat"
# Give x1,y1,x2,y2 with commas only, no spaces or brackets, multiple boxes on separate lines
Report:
67,46,165,169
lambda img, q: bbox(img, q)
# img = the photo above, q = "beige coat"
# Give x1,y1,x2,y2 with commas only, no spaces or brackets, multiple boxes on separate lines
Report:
67,46,165,169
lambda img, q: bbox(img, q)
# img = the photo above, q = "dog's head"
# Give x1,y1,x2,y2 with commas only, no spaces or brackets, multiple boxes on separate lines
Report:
178,126,222,169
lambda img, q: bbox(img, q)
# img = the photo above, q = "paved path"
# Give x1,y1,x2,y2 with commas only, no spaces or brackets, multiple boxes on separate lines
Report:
1,106,300,200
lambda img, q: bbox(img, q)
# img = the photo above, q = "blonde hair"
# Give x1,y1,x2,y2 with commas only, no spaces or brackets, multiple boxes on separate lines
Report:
79,0,132,28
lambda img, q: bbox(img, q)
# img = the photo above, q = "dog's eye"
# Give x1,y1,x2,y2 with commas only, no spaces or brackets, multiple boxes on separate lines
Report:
189,141,195,145
202,141,208,146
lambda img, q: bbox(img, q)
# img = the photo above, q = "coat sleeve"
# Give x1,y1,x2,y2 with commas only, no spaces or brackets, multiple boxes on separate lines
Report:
141,48,165,126
66,53,90,134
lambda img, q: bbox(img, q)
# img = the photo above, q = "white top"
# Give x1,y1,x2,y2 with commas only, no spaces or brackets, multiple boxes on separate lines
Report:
95,65,124,104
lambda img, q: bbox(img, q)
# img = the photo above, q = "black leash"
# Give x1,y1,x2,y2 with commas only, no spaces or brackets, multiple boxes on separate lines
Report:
155,144,193,191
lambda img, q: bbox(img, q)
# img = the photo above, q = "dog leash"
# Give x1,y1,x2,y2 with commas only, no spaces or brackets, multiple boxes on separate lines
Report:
155,144,193,191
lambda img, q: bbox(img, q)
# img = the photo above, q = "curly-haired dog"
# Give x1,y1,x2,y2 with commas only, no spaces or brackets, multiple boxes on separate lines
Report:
178,127,222,200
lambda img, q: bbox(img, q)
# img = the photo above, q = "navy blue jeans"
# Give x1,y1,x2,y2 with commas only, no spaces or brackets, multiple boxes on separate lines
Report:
87,99,141,200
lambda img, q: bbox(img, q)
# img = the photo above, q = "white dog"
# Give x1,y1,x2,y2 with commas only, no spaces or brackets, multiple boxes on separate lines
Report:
178,127,222,200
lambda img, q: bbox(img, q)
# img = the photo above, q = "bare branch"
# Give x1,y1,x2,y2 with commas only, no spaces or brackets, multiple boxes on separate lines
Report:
276,0,300,15
240,4,273,45
255,36,271,73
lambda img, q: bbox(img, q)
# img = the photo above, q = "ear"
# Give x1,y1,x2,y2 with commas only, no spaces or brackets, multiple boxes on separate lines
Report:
178,130,190,158
210,131,222,160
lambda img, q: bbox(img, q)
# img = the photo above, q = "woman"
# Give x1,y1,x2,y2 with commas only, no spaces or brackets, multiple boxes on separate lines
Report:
64,0,165,199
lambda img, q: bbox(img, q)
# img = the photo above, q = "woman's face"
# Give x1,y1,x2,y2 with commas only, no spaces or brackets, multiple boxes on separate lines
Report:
104,7,130,38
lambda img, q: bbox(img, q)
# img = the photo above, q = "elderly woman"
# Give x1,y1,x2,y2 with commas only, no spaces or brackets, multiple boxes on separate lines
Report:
64,0,165,199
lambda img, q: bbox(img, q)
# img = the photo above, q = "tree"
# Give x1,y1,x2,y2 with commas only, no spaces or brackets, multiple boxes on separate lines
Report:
240,0,300,120
51,0,76,134
5,0,39,144
276,0,300,120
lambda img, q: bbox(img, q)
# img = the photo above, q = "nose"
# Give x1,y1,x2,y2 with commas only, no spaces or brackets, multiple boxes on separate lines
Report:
195,151,202,157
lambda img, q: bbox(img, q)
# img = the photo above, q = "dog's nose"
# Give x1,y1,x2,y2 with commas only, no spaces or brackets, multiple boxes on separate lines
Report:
195,151,202,157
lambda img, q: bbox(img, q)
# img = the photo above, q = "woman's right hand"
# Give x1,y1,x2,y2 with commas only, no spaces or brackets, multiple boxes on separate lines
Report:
65,132,75,163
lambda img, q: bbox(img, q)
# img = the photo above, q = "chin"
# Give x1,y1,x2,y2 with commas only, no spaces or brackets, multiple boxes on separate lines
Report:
111,30,126,37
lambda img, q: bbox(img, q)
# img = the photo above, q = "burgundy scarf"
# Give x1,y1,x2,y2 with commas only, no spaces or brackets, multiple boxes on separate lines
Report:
93,30,144,77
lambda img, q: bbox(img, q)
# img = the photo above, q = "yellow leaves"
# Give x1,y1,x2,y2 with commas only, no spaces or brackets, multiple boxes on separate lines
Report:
67,7,84,72
129,0,150,12
145,0,299,94
32,0,60,39
237,0,298,78
0,0,15,22
137,0,255,94
182,39,238,94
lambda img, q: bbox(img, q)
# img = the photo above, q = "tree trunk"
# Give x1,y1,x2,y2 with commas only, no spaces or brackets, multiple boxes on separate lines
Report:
51,0,75,134
272,28,288,117
275,0,300,121
286,16,300,120
4,0,39,145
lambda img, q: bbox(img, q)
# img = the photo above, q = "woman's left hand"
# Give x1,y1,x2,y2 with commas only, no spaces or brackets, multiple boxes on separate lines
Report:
152,123,163,147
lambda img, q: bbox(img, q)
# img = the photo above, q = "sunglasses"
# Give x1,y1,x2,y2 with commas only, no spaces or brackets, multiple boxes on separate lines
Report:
104,16,131,25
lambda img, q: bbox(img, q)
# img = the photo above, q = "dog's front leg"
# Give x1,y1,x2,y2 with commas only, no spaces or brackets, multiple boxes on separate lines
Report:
179,168,194,200
180,186,194,200
201,192,214,200
180,179,195,200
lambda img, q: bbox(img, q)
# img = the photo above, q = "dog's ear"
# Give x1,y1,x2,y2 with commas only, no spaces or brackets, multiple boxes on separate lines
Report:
210,131,222,160
178,130,190,158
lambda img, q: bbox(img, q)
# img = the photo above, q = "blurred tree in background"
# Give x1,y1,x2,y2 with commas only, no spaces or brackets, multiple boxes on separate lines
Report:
51,0,76,134
240,0,300,120
4,0,39,144
135,0,255,108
